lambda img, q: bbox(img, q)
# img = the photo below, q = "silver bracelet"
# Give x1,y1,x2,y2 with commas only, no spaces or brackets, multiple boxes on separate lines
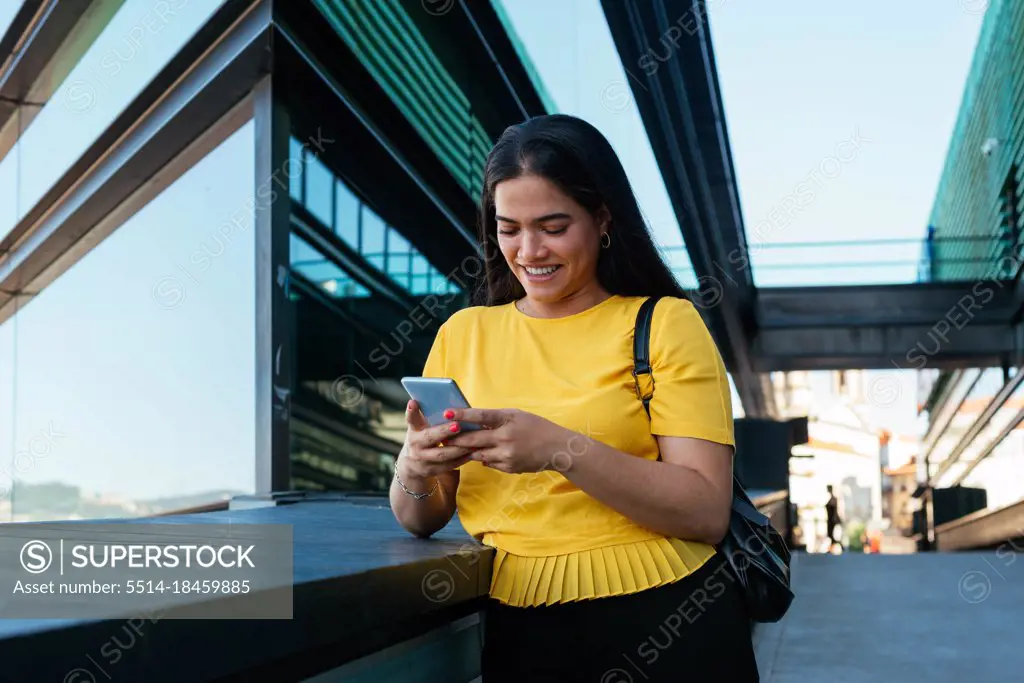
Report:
394,464,438,500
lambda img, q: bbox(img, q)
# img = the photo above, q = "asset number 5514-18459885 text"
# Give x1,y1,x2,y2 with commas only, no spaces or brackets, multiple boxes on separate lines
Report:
126,579,250,594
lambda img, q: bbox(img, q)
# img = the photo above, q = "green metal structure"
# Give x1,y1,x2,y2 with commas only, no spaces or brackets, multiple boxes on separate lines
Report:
927,0,1024,281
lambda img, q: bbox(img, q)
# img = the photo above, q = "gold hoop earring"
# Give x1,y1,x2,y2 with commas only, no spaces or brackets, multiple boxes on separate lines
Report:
600,232,611,249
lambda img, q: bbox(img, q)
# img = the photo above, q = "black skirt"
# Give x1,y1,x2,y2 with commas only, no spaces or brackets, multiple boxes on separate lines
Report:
481,551,760,682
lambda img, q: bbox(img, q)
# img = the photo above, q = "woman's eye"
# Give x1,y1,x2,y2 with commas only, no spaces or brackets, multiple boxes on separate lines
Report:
543,226,568,235
497,228,517,236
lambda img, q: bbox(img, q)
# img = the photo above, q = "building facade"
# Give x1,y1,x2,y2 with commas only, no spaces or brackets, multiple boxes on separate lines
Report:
772,370,885,550
0,0,548,521
918,367,1024,514
880,431,919,537
925,0,1024,282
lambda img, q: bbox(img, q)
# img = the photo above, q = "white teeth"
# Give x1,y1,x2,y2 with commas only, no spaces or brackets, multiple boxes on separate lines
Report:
524,266,559,275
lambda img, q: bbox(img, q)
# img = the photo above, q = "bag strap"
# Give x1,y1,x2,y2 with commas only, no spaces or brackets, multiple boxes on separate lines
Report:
631,297,771,527
632,296,660,417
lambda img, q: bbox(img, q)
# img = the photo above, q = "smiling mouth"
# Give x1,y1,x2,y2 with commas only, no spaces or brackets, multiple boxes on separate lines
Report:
521,265,561,276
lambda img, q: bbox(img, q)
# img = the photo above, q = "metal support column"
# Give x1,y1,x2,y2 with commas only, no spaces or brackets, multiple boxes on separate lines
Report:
254,72,293,493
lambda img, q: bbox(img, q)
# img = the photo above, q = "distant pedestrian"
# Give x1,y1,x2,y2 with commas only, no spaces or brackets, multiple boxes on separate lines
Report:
825,485,842,552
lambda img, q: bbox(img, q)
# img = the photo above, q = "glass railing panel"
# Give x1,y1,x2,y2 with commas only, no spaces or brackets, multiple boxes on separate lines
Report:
922,368,982,455
3,0,231,241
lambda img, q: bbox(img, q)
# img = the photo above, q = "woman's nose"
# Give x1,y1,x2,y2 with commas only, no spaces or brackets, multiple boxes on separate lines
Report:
519,232,547,259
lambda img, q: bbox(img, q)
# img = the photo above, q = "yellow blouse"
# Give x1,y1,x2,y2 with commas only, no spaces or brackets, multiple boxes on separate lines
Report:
421,295,735,607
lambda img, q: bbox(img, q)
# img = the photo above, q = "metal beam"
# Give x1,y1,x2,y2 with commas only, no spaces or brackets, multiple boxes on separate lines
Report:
758,281,1018,329
929,366,1024,486
449,0,552,121
920,369,976,455
254,73,292,495
0,0,270,322
0,1,72,104
754,324,1016,371
600,0,773,418
950,403,1024,488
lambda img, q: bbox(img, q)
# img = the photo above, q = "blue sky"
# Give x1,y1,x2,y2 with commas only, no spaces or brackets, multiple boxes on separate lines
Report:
2,120,257,506
496,0,988,433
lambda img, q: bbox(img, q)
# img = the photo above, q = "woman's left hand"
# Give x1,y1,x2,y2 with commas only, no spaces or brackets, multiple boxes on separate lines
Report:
441,408,573,474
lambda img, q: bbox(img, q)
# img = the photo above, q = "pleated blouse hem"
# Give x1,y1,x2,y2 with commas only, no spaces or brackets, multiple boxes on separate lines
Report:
488,537,716,608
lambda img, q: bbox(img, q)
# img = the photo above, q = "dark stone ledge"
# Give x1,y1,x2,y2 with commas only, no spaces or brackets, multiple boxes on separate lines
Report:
0,493,493,682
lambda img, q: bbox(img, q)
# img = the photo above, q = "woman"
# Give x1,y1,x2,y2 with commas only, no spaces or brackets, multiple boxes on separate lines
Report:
389,114,759,682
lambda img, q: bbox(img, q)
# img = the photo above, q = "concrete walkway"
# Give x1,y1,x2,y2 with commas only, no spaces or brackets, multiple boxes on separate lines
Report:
754,551,1023,681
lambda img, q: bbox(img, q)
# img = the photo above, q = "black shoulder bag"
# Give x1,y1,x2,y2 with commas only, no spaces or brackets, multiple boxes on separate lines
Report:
633,296,794,623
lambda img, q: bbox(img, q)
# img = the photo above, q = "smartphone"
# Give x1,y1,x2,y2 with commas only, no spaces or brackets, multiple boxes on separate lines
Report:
400,377,483,431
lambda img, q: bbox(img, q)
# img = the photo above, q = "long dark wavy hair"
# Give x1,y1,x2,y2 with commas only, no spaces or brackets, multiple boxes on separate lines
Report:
471,113,689,307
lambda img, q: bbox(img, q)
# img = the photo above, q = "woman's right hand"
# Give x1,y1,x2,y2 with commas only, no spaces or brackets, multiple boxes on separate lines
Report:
398,400,474,482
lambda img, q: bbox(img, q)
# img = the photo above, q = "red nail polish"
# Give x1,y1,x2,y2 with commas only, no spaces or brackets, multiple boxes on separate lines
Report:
444,409,455,420
449,422,459,433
